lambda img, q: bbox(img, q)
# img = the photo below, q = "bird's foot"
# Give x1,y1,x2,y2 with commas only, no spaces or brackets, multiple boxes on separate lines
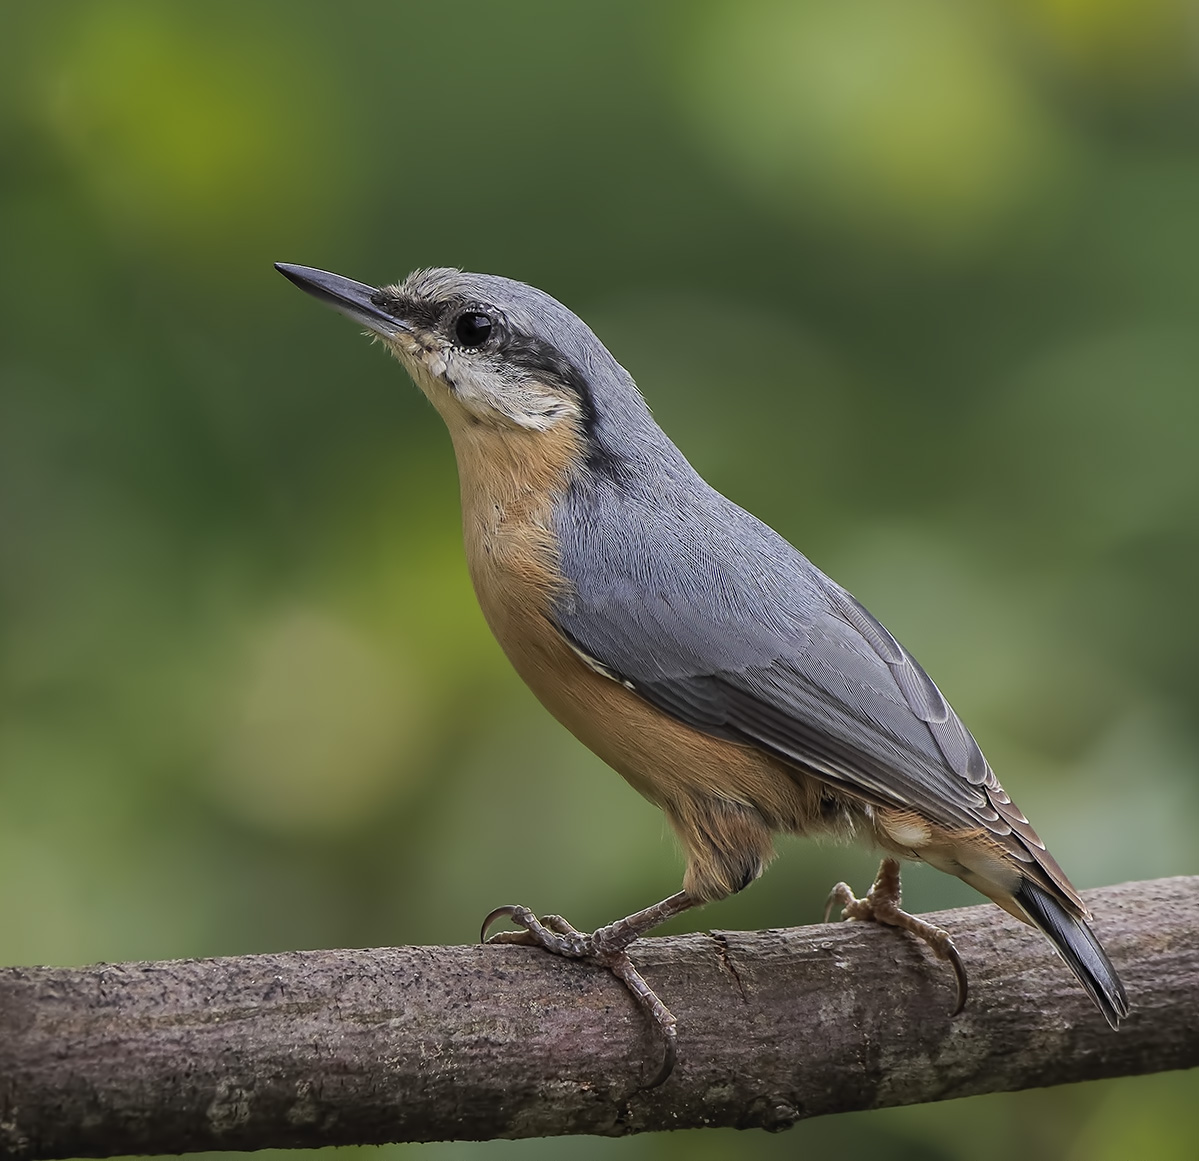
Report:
481,894,691,1089
823,856,968,1015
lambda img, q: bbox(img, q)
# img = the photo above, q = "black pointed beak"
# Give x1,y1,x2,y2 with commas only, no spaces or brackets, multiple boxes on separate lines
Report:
275,263,411,338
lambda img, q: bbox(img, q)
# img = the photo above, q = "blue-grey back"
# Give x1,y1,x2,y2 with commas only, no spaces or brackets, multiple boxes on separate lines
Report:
551,436,1018,844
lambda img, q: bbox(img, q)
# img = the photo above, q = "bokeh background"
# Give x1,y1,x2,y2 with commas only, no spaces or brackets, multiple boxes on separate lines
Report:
2,1,1198,1158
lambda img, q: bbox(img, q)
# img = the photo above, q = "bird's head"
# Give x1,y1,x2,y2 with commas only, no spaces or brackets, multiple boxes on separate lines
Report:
278,263,635,438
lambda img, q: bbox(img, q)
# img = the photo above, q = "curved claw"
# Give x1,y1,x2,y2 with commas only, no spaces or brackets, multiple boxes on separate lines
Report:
822,882,852,924
477,895,690,1088
823,859,970,1017
641,1023,677,1091
945,938,968,1016
480,904,529,943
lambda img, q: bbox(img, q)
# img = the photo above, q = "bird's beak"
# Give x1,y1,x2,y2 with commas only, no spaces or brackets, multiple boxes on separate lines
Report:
275,263,412,339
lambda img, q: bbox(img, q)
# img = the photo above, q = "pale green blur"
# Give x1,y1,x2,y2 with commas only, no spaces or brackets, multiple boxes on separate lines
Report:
1,1,1197,1157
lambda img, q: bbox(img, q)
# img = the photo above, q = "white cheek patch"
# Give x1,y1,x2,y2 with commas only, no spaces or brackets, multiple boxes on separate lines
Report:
384,338,579,432
443,352,580,431
498,382,582,431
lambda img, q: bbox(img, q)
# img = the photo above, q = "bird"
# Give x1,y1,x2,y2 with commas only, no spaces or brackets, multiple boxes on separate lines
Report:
276,260,1128,1086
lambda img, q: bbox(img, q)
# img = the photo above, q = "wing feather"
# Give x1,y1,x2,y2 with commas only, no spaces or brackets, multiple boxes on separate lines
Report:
553,474,1032,857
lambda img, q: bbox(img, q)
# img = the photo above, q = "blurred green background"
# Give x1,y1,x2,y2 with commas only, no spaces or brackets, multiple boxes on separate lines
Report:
2,0,1197,1158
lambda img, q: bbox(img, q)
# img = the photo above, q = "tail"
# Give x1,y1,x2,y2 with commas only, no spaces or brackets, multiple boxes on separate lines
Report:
1015,879,1129,1028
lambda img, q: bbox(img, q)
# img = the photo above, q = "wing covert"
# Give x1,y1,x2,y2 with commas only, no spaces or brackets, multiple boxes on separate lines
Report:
552,475,1009,840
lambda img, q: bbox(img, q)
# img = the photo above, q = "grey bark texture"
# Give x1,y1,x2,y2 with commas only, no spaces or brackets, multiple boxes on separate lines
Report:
1,876,1196,1157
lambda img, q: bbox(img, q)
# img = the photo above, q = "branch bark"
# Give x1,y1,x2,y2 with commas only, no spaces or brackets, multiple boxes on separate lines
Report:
1,876,1196,1157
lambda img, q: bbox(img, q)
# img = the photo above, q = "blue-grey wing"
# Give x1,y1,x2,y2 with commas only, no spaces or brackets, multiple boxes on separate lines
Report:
552,478,1017,840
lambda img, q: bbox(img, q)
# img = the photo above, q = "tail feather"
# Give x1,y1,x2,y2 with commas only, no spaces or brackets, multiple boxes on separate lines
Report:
1015,879,1129,1028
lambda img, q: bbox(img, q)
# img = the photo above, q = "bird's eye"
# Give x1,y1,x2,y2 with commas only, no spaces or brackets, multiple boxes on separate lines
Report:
455,311,492,348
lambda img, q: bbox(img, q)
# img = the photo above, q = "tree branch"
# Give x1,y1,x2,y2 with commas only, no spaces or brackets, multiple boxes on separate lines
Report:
1,877,1196,1157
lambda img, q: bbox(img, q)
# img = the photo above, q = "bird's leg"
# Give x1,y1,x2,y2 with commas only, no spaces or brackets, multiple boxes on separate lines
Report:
481,890,695,1088
824,856,968,1015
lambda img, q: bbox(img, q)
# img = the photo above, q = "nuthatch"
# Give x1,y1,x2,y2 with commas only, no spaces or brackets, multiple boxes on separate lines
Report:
277,262,1128,1085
